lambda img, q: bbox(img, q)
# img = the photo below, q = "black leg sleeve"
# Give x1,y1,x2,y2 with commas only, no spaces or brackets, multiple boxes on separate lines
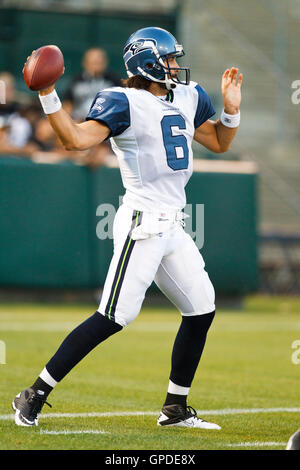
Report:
169,311,215,388
46,312,122,382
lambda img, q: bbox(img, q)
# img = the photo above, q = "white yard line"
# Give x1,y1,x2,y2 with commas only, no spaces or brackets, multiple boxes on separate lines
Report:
194,407,300,416
40,429,108,435
227,442,286,447
2,407,300,421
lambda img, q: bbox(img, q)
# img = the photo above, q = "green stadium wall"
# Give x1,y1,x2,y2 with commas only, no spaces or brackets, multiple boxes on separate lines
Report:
0,158,258,295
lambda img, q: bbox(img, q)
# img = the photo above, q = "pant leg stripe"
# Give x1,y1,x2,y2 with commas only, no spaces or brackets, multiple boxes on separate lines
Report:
108,235,136,319
105,210,141,321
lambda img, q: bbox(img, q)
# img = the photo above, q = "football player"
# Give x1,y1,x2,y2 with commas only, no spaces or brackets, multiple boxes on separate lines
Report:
13,27,242,428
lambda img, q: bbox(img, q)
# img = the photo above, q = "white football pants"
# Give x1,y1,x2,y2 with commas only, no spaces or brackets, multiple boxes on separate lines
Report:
98,204,215,327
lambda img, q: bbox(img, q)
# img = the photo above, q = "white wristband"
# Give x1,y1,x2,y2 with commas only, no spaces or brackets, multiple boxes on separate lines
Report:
39,89,62,114
220,108,240,128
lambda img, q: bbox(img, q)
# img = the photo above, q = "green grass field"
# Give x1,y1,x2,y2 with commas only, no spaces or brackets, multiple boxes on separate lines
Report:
0,295,299,450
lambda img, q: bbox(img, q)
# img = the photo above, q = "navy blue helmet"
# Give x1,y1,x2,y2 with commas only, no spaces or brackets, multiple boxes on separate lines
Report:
123,27,190,89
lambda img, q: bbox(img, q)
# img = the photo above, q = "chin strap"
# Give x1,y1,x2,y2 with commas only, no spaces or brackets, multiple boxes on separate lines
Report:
135,66,175,90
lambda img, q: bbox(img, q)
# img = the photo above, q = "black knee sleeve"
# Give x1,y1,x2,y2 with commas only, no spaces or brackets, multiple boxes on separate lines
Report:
46,312,122,382
169,311,215,388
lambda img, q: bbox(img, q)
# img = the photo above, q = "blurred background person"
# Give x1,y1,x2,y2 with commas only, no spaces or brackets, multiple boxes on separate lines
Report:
63,47,121,167
0,72,33,151
0,70,108,167
30,116,70,163
0,114,37,158
64,47,122,121
31,115,109,167
0,72,19,119
0,72,39,157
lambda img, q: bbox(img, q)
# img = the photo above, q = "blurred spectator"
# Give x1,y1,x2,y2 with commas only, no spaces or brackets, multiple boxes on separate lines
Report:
64,47,122,121
0,69,112,168
0,72,38,157
0,117,37,158
63,47,121,168
31,115,110,168
0,72,31,146
0,72,19,118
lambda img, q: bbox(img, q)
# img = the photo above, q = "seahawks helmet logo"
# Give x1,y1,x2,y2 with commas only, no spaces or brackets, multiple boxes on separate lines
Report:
125,38,157,57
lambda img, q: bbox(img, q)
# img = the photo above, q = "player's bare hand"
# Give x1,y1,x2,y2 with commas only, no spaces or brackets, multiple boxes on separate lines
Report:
221,67,242,115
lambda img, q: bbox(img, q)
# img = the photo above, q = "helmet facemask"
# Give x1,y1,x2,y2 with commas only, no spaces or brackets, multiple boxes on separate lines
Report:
128,43,190,90
161,52,191,89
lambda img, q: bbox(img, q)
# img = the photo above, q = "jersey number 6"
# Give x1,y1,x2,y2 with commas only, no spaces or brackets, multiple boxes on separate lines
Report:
161,114,189,171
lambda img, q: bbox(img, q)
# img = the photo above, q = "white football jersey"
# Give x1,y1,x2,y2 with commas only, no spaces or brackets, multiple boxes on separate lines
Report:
86,81,215,212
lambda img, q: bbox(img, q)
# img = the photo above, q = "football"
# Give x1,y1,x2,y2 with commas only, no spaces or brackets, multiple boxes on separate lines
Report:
23,45,64,91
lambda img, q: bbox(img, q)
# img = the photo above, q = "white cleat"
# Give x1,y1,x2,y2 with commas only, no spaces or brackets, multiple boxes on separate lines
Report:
157,404,221,429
